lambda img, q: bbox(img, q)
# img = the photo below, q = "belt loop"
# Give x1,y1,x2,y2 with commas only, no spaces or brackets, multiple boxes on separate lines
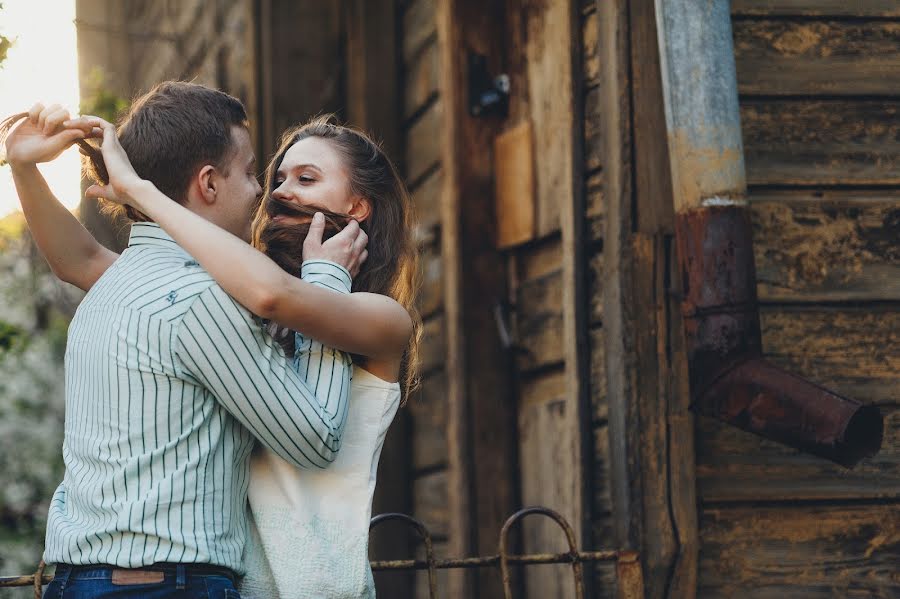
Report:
53,564,72,593
176,564,187,590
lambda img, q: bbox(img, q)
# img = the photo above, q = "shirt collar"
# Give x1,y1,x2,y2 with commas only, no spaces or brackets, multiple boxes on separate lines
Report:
127,222,193,259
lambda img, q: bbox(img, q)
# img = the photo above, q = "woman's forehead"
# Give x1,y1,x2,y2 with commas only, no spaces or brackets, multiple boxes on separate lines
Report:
282,137,342,171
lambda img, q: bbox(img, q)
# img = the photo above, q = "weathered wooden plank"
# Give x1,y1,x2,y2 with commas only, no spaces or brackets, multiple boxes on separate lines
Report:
417,241,443,318
588,249,604,326
582,8,600,83
413,469,449,538
589,325,608,422
698,504,900,598
592,423,612,515
760,306,900,405
697,405,900,502
419,314,446,376
517,236,563,280
403,0,437,63
411,167,442,243
518,389,584,599
585,168,604,242
524,0,575,238
436,1,518,595
516,268,564,372
406,99,443,184
584,84,603,180
732,0,900,18
410,371,448,471
751,193,900,302
741,99,900,186
494,121,537,248
734,20,900,96
404,37,439,119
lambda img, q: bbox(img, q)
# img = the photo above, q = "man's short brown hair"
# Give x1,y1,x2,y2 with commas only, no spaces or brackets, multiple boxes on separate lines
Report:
117,81,248,220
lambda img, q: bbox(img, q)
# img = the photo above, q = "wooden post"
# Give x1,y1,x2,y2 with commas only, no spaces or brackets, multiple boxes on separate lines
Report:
436,0,520,596
597,0,699,596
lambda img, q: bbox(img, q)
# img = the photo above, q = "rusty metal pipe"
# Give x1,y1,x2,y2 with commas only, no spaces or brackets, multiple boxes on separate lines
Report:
657,0,883,467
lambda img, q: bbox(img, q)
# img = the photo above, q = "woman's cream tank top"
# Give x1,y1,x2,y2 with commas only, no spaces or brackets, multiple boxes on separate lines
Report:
239,366,401,599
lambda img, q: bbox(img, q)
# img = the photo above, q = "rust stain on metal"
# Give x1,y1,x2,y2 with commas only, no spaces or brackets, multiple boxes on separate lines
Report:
675,205,884,468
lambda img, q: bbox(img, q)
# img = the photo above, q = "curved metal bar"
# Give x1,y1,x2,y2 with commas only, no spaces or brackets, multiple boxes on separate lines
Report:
370,512,437,599
498,506,583,599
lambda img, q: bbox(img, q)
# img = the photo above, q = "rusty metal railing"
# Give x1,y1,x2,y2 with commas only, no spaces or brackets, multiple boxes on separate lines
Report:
1,507,643,599
369,507,642,599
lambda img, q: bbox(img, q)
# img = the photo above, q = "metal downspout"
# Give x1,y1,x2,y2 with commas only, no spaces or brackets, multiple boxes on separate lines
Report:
654,0,882,467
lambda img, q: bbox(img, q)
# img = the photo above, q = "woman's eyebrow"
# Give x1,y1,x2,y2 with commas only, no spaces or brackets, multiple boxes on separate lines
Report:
277,163,322,178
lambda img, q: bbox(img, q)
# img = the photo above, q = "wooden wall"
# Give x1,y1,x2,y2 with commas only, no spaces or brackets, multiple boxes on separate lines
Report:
398,1,453,596
694,2,900,597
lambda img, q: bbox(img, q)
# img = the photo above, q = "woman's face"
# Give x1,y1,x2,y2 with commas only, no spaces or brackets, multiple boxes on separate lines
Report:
270,137,355,224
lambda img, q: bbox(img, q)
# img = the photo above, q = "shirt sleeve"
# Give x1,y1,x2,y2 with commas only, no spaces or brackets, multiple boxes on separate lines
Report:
174,264,352,469
293,259,353,424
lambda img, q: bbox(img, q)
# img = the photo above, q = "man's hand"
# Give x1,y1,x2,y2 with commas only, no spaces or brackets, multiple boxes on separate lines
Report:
4,103,90,167
303,212,369,278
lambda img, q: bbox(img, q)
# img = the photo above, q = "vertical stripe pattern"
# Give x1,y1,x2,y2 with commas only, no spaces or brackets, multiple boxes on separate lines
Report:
44,223,353,574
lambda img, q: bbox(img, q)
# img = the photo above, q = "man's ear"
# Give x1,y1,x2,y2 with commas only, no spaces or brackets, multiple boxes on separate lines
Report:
348,196,372,222
195,165,217,206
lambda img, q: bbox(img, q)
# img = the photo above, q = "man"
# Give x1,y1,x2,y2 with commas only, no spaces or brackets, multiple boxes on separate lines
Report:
4,82,365,598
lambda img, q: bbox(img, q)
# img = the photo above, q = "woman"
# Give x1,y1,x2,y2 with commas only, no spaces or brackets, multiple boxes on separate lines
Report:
6,107,421,598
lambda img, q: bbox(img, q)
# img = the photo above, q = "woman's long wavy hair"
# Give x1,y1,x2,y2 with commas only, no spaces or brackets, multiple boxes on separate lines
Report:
253,115,422,400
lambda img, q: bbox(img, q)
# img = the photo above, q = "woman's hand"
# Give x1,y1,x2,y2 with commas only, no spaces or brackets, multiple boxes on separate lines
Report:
4,103,89,167
62,115,148,208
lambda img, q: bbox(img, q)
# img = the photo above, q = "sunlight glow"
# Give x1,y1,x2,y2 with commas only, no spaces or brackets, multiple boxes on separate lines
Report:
0,0,80,218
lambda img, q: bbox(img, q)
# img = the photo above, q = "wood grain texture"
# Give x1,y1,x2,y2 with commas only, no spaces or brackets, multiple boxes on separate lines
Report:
734,20,900,96
409,370,448,471
406,99,444,185
436,1,519,595
697,405,900,502
760,306,900,405
741,99,900,186
751,192,900,302
589,325,608,423
403,0,437,62
517,390,585,599
411,167,443,243
417,241,443,318
419,314,446,376
516,268,564,373
413,469,450,538
404,37,439,119
698,504,900,598
494,122,536,248
732,0,900,18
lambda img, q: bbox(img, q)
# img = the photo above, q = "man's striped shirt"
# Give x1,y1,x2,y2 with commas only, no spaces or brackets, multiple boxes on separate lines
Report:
44,222,352,573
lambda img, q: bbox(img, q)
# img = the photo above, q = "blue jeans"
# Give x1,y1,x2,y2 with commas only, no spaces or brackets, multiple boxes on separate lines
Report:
43,564,241,599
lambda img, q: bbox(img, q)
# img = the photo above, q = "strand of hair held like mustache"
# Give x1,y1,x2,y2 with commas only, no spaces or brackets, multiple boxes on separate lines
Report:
0,112,109,184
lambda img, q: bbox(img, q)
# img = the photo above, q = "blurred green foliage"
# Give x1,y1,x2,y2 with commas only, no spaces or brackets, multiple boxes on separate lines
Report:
80,68,130,122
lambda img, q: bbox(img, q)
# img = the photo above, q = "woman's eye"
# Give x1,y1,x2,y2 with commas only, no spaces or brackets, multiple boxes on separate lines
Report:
299,175,314,183
274,179,284,186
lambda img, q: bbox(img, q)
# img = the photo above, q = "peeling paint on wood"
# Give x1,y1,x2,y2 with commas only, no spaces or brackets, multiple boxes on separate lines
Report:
735,20,900,96
741,100,900,186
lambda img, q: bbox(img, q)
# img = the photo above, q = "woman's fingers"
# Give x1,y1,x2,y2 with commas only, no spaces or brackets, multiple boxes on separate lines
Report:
304,212,326,248
37,103,63,132
43,107,71,135
28,103,45,123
